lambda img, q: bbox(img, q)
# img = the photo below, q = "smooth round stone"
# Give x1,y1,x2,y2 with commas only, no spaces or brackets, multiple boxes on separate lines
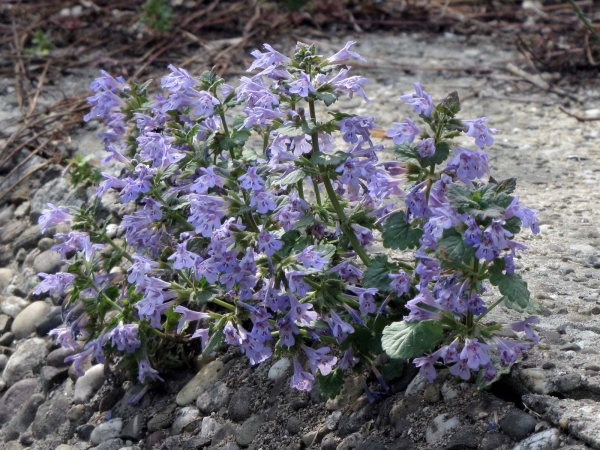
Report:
73,364,106,404
90,418,123,445
197,381,230,414
2,338,47,386
0,268,14,293
267,358,291,381
171,407,200,435
11,301,49,339
33,250,62,275
1,296,30,318
176,360,224,406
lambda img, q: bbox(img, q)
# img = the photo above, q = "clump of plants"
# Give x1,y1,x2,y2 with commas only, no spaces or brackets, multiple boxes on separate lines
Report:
37,41,540,401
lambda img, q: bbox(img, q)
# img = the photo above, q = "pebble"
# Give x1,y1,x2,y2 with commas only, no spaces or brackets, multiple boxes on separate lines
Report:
200,416,221,437
147,403,177,432
175,360,223,406
228,386,254,423
67,404,85,421
31,394,70,439
73,364,106,404
121,413,143,441
35,306,63,336
0,378,38,424
559,343,581,351
326,411,342,430
500,410,537,441
321,432,337,450
0,268,13,293
37,237,54,252
0,314,11,333
542,362,556,370
512,428,561,450
520,368,551,394
585,364,600,371
0,331,13,347
405,373,427,396
2,337,48,385
481,432,511,450
196,381,230,414
46,346,78,367
287,416,303,434
6,393,45,435
425,414,460,444
336,432,362,450
1,296,30,318
40,365,69,393
267,357,291,380
11,301,50,339
171,406,199,435
441,381,459,401
235,414,265,447
211,422,236,446
423,384,441,403
90,419,123,445
33,250,62,274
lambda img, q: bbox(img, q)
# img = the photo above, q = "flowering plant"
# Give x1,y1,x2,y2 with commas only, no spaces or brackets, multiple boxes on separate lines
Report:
37,40,540,402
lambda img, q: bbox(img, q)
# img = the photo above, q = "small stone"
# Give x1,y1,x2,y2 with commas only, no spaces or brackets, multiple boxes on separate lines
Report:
336,432,362,450
481,432,511,450
40,365,68,393
46,346,78,367
37,238,54,252
512,428,561,450
338,402,376,437
356,436,386,450
6,393,45,435
196,381,230,414
90,418,123,445
33,250,62,274
147,403,177,432
423,384,441,403
235,414,265,447
0,354,7,371
171,406,199,435
11,301,50,339
211,422,236,446
1,296,30,318
13,202,30,219
31,394,70,439
67,404,85,421
426,414,460,444
290,397,309,410
520,369,551,394
228,386,254,423
96,438,125,450
2,337,48,385
0,269,14,293
287,416,302,434
501,410,537,441
559,343,581,351
175,360,223,406
268,358,291,380
0,314,12,333
100,387,124,412
200,416,221,437
584,364,600,371
121,413,143,441
0,332,13,346
405,373,428,396
441,381,459,401
542,362,556,370
77,424,95,441
35,306,63,336
326,411,342,430
321,432,337,450
444,426,481,449
73,364,105,404
0,378,38,425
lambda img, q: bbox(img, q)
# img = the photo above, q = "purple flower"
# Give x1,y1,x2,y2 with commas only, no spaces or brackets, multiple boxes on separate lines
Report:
288,72,316,98
295,246,329,270
257,230,283,256
128,255,159,284
101,143,128,165
398,82,433,117
331,69,370,102
474,232,499,262
274,205,300,232
459,338,491,370
351,224,374,247
138,358,164,383
238,166,266,191
493,337,529,366
48,327,78,350
84,90,123,122
406,181,429,219
194,91,220,116
339,347,360,370
191,165,227,193
329,261,363,284
174,305,210,334
250,191,277,214
417,138,435,158
191,328,210,350
277,314,299,347
161,65,198,92
107,323,141,353
302,345,338,376
347,286,378,314
463,216,482,246
97,172,126,197
387,118,421,145
34,272,75,296
326,310,355,342
505,197,540,234
389,270,412,296
413,350,442,383
440,338,460,364
339,116,374,144
367,171,404,200
448,358,472,380
287,292,318,325
38,203,73,232
504,316,539,344
290,357,314,391
247,44,290,72
167,242,198,270
463,117,499,148
328,41,367,63
446,146,489,185
483,363,497,381
90,70,126,93
485,220,512,252
240,106,285,129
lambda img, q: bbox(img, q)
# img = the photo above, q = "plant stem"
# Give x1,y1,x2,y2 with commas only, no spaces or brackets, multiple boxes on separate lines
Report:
101,232,133,263
212,298,235,311
568,0,600,44
312,177,322,207
296,179,305,201
474,297,505,323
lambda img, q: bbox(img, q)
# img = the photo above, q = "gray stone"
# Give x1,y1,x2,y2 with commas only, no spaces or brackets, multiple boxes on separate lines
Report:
0,378,38,424
426,414,460,444
0,268,14,293
11,301,50,339
326,410,342,430
228,386,254,423
90,418,123,445
99,387,124,412
5,393,45,436
67,404,85,421
77,423,95,441
200,416,221,437
267,358,291,380
37,237,54,252
321,433,337,450
405,373,428,396
96,438,125,450
235,414,265,447
481,432,511,450
1,296,30,318
196,381,230,414
500,410,537,442
2,337,47,385
336,432,362,450
512,428,561,450
33,250,62,274
355,436,385,450
338,402,376,437
46,346,78,367
0,332,13,346
13,202,30,219
1,221,27,245
175,360,224,406
31,178,86,219
0,314,12,332
0,354,7,371
147,403,177,432
287,416,302,434
31,394,70,439
212,421,236,446
12,225,45,254
121,413,144,441
35,306,63,336
171,407,199,435
40,365,69,393
444,426,481,449
0,205,15,228
73,364,105,403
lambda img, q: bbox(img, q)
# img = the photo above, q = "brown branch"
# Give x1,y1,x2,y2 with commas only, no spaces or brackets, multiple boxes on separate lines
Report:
558,105,600,122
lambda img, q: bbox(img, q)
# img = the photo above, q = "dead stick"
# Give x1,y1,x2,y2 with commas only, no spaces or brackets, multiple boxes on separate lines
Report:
558,105,600,121
27,60,50,117
0,138,51,186
0,159,54,203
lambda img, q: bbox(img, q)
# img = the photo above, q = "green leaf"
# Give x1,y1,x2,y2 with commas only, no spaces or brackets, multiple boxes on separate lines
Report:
420,141,450,167
381,358,406,382
280,230,301,255
317,368,345,400
292,213,315,230
488,259,534,312
436,229,475,266
363,254,396,292
382,211,423,250
382,320,444,359
202,330,225,355
277,120,316,138
242,148,260,162
440,91,461,116
495,177,518,194
446,184,481,215
312,244,336,260
310,151,349,167
503,217,521,235
194,284,219,306
275,169,306,186
315,91,338,106
394,143,420,163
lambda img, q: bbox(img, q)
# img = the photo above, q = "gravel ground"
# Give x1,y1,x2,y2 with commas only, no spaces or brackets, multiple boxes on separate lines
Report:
0,30,599,450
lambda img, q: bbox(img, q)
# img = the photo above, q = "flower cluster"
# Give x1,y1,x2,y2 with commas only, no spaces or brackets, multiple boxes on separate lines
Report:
38,40,540,401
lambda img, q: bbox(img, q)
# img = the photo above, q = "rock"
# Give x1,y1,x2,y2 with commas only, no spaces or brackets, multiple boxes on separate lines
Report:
500,410,537,441
441,381,459,401
31,178,85,220
1,221,27,245
13,202,30,219
67,404,85,421
228,386,254,423
287,416,302,435
196,381,230,414
96,438,125,450
147,403,177,432
31,394,70,439
46,346,78,367
512,428,561,450
338,402,376,437
389,397,420,436
1,296,30,318
4,441,23,450
520,368,551,394
0,314,12,333
0,378,38,424
559,343,581,351
200,416,221,437
481,432,511,450
426,414,460,444
444,426,481,449
2,337,47,385
355,436,386,450
0,332,13,346
268,358,291,380
423,384,441,403
0,206,14,228
0,354,7,371
303,427,329,447
90,418,123,445
336,432,362,450
405,373,428,396
121,413,143,441
39,365,69,393
235,414,265,447
11,301,50,339
211,422,236,446
12,225,44,254
326,376,362,411
33,250,62,274
290,397,309,410
175,360,223,406
77,423,95,441
321,433,337,450
99,387,124,412
37,237,54,252
73,364,105,404
0,268,13,293
171,407,199,435
5,393,45,436
326,411,342,430
35,306,63,336
542,362,556,370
